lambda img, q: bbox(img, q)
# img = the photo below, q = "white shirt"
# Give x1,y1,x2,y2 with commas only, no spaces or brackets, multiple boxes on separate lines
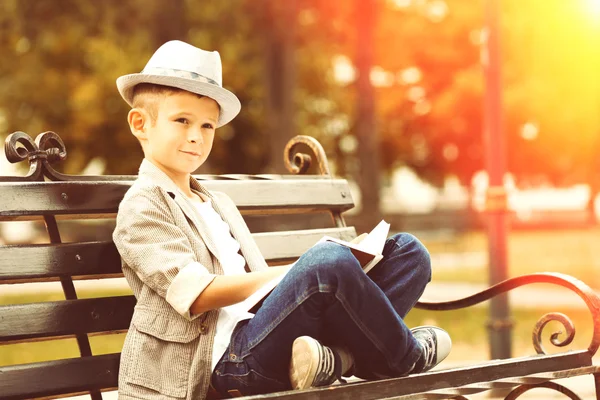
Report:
192,199,254,372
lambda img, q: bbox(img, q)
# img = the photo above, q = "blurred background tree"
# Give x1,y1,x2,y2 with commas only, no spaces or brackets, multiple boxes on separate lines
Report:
1,0,599,215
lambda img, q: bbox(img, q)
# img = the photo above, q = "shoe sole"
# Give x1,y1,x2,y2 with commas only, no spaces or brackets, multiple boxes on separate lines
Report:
289,336,320,390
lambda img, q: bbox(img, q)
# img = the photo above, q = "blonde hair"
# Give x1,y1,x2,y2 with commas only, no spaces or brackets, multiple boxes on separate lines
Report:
131,83,211,124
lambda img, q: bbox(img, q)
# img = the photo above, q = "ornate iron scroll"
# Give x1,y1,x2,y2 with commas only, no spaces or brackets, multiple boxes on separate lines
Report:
4,132,334,181
416,272,600,356
504,381,582,399
284,135,331,176
3,131,67,181
532,312,575,355
3,131,133,182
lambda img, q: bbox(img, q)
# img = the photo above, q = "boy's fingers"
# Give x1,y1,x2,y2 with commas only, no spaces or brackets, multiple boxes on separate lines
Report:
350,233,368,244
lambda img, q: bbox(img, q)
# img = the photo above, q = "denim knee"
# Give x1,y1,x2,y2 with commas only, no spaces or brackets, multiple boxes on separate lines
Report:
391,233,432,283
295,241,363,285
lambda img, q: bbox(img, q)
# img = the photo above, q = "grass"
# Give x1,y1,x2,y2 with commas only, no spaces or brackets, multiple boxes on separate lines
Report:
420,227,600,288
1,287,131,366
405,307,597,364
1,334,127,367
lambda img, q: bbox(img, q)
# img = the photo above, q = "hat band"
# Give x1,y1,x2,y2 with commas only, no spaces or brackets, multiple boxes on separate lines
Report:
141,67,221,87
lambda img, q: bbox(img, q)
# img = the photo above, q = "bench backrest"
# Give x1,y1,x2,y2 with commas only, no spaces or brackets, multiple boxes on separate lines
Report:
0,133,356,400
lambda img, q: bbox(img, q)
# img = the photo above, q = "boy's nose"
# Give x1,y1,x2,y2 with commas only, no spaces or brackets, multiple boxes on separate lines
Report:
188,132,203,145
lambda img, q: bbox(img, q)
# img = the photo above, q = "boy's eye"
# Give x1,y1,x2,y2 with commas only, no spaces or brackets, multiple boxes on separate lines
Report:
203,123,215,129
175,118,189,124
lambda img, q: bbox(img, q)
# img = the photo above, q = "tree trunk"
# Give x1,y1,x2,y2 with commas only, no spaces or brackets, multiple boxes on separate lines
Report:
354,0,381,231
153,0,185,45
264,0,296,173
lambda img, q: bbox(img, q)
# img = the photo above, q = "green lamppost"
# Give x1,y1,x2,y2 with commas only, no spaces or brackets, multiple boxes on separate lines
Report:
483,0,512,360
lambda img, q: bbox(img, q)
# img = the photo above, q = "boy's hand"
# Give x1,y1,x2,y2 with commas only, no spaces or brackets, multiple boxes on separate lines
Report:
350,233,368,244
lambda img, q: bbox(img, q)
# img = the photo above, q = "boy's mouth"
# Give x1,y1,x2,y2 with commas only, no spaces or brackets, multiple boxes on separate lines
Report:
181,150,201,157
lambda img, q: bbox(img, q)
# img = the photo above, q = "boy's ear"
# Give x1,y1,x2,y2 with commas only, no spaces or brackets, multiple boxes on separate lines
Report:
127,108,148,140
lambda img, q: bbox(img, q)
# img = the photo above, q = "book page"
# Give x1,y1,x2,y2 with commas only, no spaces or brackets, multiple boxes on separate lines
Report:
356,220,390,255
318,235,374,254
317,219,390,272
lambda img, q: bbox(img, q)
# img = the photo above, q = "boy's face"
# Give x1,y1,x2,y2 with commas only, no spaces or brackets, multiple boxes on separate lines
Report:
132,91,220,182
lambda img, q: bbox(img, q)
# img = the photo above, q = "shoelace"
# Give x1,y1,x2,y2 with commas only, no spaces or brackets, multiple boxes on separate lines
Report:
417,330,436,370
313,343,346,386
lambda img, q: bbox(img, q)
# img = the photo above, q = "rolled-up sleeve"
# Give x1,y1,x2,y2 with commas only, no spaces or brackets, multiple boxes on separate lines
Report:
166,261,215,320
113,190,216,320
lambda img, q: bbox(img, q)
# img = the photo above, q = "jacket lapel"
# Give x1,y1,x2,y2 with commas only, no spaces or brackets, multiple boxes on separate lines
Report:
136,159,269,272
137,160,220,258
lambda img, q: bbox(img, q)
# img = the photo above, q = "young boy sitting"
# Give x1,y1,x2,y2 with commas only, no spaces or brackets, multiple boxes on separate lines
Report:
113,40,452,400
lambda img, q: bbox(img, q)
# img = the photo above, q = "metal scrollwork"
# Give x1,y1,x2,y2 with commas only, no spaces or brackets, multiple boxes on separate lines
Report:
284,135,331,176
36,131,67,164
532,312,575,355
416,272,600,356
3,131,70,182
5,131,36,163
4,131,44,180
504,381,582,399
34,131,71,181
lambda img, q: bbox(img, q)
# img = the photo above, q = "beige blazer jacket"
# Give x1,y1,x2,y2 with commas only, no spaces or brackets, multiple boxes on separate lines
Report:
113,159,269,400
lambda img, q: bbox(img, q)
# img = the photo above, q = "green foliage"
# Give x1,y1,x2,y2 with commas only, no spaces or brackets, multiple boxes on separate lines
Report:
0,1,265,174
0,0,353,176
0,0,598,185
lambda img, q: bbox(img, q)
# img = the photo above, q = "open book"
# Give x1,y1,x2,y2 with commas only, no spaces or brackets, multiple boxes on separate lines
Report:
317,219,391,274
237,220,391,314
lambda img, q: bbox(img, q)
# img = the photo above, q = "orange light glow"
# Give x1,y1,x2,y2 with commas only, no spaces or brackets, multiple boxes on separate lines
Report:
586,0,600,17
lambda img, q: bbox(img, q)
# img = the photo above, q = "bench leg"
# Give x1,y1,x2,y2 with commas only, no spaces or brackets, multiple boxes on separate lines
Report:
595,373,600,400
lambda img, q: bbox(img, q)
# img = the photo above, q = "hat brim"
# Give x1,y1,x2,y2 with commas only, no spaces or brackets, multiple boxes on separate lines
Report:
116,73,241,127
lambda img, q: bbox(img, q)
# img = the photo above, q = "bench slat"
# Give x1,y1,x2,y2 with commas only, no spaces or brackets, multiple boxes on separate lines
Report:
0,227,356,281
253,227,357,262
0,351,593,400
0,179,353,219
0,296,135,341
0,242,121,281
387,366,600,399
241,351,593,400
0,353,119,400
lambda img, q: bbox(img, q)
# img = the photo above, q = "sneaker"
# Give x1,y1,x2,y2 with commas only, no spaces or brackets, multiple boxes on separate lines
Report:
410,326,452,374
289,336,344,390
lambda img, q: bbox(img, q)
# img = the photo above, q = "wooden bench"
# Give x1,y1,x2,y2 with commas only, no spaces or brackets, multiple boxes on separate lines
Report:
1,131,600,400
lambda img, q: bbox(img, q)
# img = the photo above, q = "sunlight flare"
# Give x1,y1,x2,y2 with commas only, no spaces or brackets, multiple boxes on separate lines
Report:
586,0,600,17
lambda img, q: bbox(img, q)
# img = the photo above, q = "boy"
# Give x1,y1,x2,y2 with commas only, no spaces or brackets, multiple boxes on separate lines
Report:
113,40,451,400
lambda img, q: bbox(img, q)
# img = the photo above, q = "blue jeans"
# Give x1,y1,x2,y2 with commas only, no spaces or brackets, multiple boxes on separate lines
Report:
211,233,432,397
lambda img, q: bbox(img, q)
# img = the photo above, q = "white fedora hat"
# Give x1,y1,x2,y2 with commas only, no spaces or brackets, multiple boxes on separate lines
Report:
116,40,241,127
